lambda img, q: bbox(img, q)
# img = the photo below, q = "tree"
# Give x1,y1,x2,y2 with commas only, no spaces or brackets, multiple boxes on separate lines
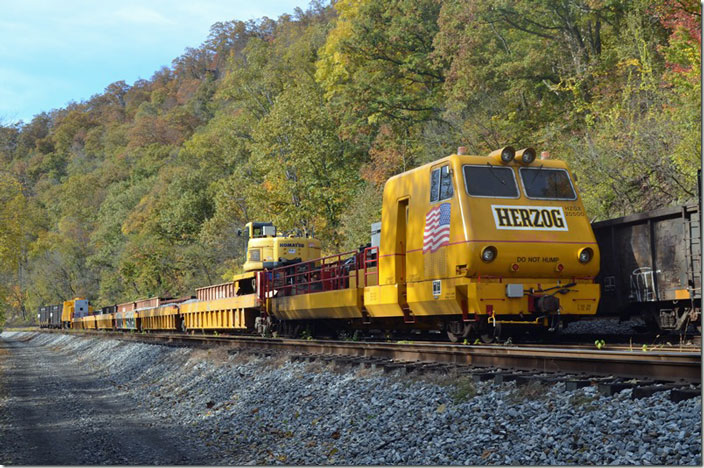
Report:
316,0,449,192
0,176,44,321
250,79,361,248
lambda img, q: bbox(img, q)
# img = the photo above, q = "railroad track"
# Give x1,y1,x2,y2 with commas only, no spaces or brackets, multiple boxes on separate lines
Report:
38,329,701,384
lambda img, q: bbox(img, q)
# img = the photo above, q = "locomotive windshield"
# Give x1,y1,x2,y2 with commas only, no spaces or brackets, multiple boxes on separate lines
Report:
520,167,576,200
430,165,454,202
463,165,519,198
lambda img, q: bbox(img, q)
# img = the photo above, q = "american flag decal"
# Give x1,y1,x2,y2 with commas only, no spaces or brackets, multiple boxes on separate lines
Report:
423,203,451,253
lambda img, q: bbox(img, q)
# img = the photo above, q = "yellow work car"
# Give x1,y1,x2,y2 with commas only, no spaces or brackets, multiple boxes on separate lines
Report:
263,147,600,341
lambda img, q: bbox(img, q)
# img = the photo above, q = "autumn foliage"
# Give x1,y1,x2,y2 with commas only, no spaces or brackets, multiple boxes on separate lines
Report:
0,0,699,325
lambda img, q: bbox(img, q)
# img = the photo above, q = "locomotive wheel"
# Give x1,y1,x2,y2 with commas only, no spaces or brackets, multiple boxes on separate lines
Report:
446,330,459,343
479,322,502,344
447,323,472,343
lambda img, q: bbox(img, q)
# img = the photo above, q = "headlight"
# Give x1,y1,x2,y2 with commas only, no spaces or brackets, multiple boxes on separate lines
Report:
500,148,515,163
481,246,497,263
488,146,515,164
578,247,593,264
517,147,536,164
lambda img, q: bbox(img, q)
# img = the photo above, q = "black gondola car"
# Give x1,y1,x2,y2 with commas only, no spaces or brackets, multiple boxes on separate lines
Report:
38,306,49,328
49,304,63,328
592,203,701,331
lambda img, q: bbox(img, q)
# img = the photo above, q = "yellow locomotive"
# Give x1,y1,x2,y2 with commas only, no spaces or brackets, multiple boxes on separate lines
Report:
263,146,600,341
62,298,92,329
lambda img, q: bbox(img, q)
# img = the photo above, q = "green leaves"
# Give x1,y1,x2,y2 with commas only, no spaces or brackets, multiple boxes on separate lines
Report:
249,79,360,248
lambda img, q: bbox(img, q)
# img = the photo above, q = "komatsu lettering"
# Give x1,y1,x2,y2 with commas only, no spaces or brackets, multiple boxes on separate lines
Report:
491,205,568,231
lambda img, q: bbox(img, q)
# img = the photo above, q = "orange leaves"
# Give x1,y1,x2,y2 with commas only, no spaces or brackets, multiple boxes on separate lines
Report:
361,125,410,188
127,114,184,148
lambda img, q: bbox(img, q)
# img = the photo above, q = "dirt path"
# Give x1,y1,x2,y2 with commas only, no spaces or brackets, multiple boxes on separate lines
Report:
0,333,212,465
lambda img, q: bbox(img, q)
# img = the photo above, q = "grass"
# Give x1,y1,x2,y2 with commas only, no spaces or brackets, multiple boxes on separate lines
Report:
508,381,549,403
451,376,477,402
261,353,290,369
569,392,598,410
2,326,38,332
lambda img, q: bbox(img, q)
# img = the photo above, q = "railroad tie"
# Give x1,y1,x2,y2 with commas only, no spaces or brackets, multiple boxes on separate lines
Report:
288,353,309,362
366,359,387,370
598,381,637,396
470,370,504,382
493,371,540,385
670,388,701,402
564,376,614,391
415,363,449,375
513,374,565,386
632,383,679,399
382,362,409,374
332,356,364,368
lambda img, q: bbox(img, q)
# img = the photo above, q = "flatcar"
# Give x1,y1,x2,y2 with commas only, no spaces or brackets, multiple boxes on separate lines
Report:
593,202,701,332
115,300,139,331
174,223,321,333
95,305,117,330
102,225,321,333
139,296,192,331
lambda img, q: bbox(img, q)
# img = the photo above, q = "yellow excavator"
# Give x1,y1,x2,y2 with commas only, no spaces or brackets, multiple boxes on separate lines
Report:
241,222,321,272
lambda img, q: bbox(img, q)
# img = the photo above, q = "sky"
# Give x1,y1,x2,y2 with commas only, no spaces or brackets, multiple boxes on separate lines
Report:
0,0,307,124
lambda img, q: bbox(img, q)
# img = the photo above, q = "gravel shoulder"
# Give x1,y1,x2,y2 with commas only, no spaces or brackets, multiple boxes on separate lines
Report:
0,331,701,465
0,333,213,465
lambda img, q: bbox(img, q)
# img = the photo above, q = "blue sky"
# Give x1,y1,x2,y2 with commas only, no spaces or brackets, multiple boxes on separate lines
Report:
0,0,307,124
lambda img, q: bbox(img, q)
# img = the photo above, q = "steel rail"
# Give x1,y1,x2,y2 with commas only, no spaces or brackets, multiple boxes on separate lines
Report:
40,329,701,383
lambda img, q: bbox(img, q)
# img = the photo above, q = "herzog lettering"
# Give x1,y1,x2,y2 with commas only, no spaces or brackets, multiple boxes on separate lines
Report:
491,205,568,231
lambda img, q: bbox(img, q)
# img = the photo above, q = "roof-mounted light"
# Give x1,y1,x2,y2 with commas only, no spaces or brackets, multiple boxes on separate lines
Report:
488,146,515,164
516,147,536,164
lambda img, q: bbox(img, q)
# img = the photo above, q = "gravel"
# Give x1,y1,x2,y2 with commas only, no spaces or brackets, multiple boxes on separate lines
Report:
562,317,648,335
1,331,701,465
0,332,213,465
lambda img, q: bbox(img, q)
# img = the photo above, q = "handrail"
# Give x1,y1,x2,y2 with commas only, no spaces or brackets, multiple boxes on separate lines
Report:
263,250,363,298
363,246,378,287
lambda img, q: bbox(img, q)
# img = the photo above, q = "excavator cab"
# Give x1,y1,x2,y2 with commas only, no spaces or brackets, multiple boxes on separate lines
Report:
241,222,321,272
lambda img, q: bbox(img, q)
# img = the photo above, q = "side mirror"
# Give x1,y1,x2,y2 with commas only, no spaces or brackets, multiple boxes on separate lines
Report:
237,229,242,237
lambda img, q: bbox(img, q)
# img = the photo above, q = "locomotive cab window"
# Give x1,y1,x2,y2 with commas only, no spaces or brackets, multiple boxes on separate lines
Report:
463,165,519,198
520,167,576,200
430,165,454,202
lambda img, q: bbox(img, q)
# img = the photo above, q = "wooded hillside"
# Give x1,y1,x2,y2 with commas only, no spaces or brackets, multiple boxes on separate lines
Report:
0,0,700,325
